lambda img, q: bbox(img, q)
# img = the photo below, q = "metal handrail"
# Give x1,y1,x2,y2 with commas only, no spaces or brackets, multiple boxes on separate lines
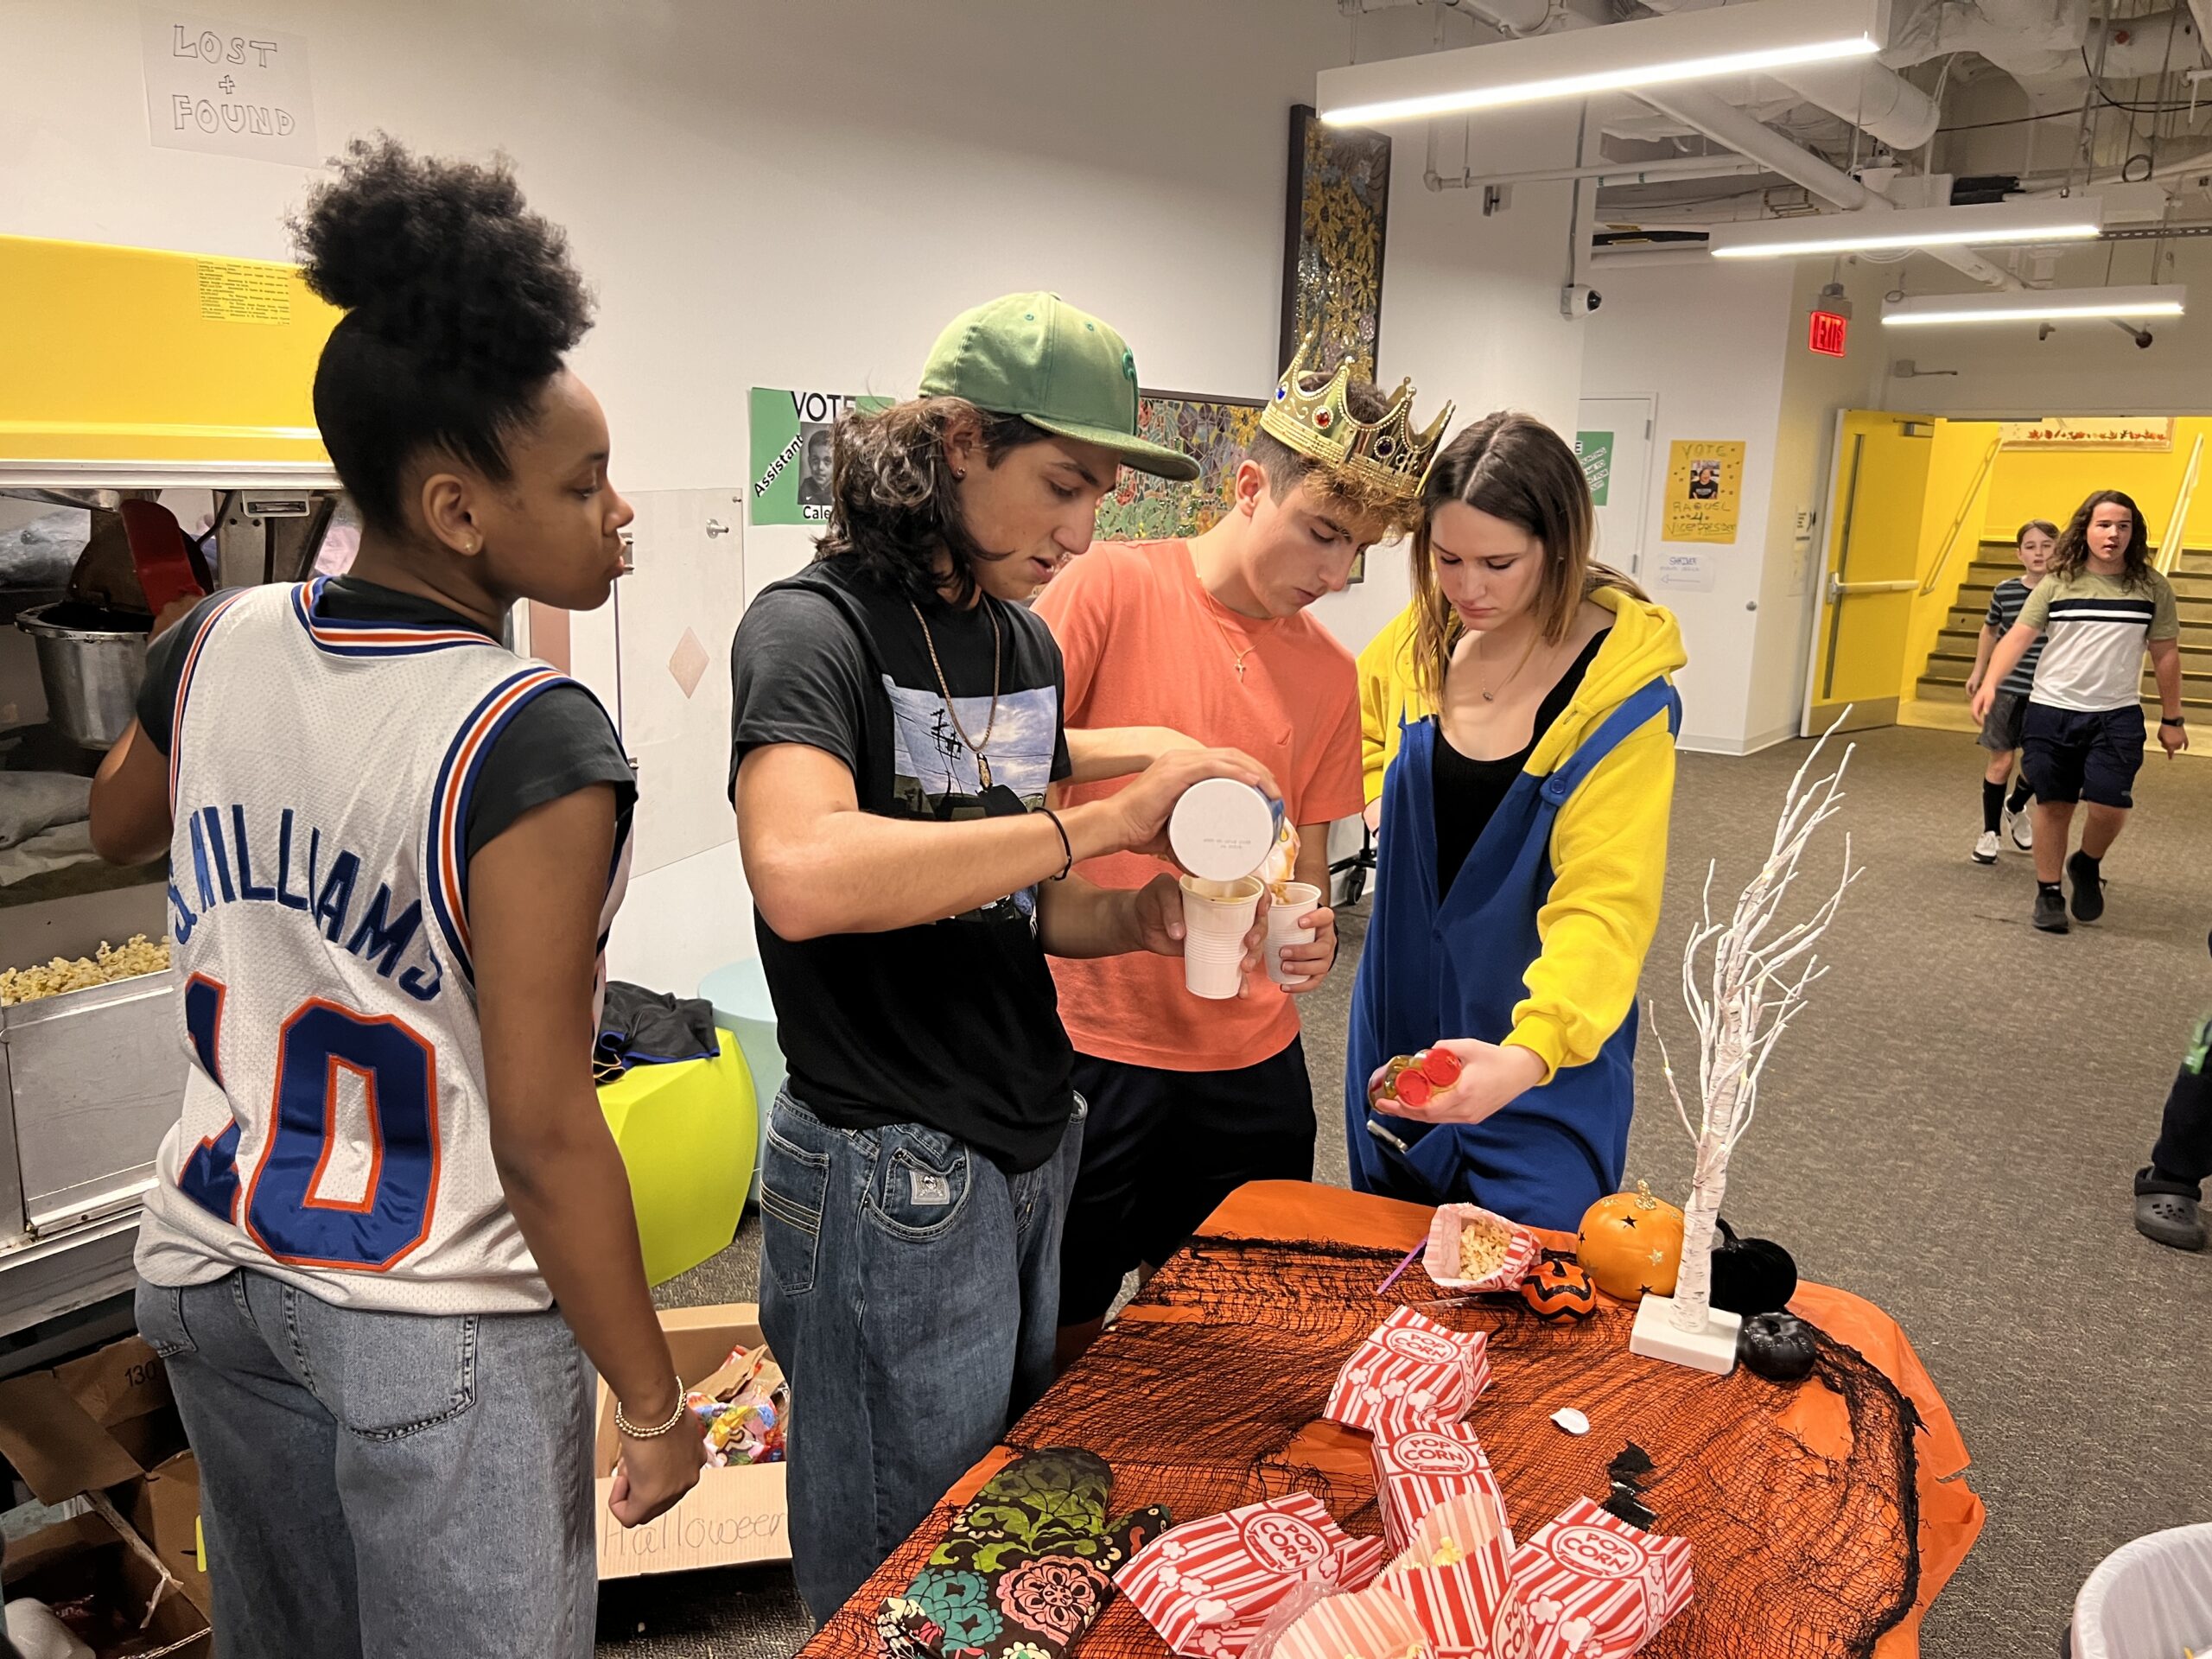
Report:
1917,433,2004,596
2155,433,2203,576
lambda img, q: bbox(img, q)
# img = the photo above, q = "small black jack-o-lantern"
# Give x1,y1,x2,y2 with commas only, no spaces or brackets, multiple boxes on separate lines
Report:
1519,1260,1599,1325
1738,1312,1818,1381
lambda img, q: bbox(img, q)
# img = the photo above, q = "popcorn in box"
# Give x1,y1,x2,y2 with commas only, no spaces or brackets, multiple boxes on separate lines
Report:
1423,1204,1544,1294
1116,1492,1386,1659
1372,1423,1511,1560
1379,1492,1529,1659
1509,1498,1692,1659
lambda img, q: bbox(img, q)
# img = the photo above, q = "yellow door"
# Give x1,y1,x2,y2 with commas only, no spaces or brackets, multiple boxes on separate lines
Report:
1808,410,1936,733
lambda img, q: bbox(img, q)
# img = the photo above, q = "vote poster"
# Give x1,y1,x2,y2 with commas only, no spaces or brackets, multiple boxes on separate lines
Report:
1574,430,1613,506
1662,439,1745,544
748,387,889,527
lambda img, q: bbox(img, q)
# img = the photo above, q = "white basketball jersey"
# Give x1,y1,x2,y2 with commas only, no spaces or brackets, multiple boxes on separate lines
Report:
136,582,630,1313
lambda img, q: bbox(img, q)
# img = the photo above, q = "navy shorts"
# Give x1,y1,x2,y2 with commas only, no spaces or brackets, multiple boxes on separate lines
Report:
2020,703,2146,809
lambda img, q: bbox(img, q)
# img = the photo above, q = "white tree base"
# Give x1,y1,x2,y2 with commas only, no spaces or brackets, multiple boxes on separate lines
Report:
1629,1295,1743,1376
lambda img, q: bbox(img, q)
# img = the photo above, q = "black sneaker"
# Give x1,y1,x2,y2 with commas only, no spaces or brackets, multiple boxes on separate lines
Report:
2033,887,2069,932
2067,850,2105,922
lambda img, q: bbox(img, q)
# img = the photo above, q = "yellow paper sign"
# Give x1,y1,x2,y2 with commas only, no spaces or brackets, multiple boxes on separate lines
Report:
1662,440,1745,544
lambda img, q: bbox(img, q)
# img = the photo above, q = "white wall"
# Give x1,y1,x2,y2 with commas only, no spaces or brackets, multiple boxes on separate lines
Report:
1872,238,2212,418
5,0,1585,991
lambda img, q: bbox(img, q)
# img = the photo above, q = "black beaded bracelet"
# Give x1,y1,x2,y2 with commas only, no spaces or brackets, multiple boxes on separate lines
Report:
1040,806,1073,880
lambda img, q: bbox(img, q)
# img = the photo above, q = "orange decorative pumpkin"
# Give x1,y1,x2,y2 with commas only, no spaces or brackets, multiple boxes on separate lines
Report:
1519,1260,1598,1324
1576,1180,1686,1301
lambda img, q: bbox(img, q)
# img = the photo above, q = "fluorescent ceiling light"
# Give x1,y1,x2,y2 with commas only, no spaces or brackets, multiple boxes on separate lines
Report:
1881,285,2187,326
1316,0,1878,126
1711,198,2106,260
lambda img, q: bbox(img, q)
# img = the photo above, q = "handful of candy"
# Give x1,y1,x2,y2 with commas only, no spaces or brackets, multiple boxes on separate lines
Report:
684,1342,787,1466
1370,1047,1463,1109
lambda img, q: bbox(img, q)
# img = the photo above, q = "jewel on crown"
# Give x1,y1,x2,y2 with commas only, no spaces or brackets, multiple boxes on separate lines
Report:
1262,331,1454,500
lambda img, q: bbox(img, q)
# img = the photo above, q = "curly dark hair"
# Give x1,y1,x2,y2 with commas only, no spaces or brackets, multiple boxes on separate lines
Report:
814,397,1052,605
290,134,594,533
2050,488,2154,588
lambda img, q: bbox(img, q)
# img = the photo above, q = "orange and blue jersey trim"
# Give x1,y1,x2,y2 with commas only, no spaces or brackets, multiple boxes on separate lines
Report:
424,665,572,989
168,588,256,815
290,577,501,658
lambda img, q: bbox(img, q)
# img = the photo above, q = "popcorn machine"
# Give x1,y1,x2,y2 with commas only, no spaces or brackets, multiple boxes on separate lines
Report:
0,234,341,1339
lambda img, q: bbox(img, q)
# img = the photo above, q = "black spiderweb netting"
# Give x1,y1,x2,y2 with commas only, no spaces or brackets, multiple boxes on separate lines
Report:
799,1234,1923,1659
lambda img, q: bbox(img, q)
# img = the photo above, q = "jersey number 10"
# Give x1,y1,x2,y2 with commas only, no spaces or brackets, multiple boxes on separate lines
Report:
176,976,441,1271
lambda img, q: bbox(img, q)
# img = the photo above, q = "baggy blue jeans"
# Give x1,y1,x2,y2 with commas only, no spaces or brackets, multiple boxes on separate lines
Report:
134,1269,596,1659
758,1089,1083,1620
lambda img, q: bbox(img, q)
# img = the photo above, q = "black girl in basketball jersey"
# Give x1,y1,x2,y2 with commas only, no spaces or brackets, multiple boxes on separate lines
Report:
88,137,701,1657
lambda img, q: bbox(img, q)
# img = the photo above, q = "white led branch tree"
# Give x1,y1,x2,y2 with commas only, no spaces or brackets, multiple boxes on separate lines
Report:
1630,719,1860,1375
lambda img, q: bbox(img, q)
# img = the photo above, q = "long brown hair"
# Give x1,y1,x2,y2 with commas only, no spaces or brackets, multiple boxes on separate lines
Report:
2050,488,2155,590
1409,411,1644,708
815,396,1052,605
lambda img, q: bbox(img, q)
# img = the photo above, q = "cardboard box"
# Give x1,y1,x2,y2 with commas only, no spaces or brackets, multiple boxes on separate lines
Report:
3,1506,211,1658
593,1304,789,1580
0,1336,213,1615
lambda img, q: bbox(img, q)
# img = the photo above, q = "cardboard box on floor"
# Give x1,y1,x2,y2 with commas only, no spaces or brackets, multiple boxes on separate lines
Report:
0,1335,213,1617
3,1506,210,1658
594,1304,789,1579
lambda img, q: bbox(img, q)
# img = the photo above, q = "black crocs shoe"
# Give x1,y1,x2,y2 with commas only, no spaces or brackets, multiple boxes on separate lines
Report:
2067,849,2105,922
2033,887,2069,933
2135,1189,2206,1250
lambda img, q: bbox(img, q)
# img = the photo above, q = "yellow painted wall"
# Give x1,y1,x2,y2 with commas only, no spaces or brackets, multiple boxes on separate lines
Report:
1897,419,1999,702
1984,417,2212,551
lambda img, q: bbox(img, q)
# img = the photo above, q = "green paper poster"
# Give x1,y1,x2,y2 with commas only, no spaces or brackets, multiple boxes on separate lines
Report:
748,387,888,526
1575,430,1613,506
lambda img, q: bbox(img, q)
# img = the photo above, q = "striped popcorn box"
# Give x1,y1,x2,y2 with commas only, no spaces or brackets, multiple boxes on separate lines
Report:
1423,1204,1544,1294
1324,1307,1492,1435
1509,1498,1693,1659
1379,1494,1529,1659
1372,1424,1511,1559
1116,1493,1376,1659
1270,1584,1435,1659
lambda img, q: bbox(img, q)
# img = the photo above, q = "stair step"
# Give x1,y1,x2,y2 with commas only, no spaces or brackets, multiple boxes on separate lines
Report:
1955,572,2212,601
1916,677,2212,714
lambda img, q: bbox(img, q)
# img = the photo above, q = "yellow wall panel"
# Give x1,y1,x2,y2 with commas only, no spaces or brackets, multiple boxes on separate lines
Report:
0,234,337,464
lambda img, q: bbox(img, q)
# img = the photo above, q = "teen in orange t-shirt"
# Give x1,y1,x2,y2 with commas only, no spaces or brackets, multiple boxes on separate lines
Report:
1036,377,1432,1362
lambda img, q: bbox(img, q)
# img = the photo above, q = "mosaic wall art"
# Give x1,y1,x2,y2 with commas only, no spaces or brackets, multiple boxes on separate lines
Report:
1280,105,1391,381
1092,393,1265,543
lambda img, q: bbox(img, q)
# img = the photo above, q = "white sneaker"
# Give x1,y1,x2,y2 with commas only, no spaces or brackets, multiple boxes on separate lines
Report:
1972,830,2000,864
2006,808,2033,851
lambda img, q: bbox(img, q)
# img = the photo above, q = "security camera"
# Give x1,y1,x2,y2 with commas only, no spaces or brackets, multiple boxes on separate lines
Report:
1561,284,1604,320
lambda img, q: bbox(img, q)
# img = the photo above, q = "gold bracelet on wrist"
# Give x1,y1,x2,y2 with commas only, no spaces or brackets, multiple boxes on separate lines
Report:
614,1389,689,1440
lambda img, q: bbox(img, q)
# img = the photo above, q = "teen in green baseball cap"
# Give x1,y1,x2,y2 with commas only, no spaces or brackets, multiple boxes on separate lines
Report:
727,294,1275,1618
921,291,1199,482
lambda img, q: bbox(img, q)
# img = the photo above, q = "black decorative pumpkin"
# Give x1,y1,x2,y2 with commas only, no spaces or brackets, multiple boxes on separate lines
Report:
1709,1219,1798,1317
1738,1312,1818,1382
1519,1260,1599,1325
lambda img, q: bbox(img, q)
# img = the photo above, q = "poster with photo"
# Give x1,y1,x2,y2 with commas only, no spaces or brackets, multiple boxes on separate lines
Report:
1662,439,1745,543
748,387,888,526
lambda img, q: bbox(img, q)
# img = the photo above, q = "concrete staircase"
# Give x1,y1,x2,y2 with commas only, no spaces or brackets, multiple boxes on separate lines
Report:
1915,543,2212,721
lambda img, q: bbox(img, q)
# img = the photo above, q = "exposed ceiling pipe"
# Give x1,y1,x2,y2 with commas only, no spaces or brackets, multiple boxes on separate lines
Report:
1428,154,1770,190
1591,246,1713,268
1632,0,1942,149
1338,0,1549,34
1634,85,2023,287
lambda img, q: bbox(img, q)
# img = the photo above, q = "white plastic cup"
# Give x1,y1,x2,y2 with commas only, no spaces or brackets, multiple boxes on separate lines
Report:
1169,779,1285,882
1265,881,1322,987
1179,874,1262,1000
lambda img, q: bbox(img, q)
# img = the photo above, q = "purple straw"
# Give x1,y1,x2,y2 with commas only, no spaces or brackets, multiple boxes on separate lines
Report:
1373,1241,1425,1297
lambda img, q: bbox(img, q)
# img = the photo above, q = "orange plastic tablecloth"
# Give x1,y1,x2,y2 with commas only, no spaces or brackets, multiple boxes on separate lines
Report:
820,1180,1983,1659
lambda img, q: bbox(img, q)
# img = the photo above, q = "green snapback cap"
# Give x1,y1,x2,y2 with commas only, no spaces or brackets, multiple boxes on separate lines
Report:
918,292,1199,483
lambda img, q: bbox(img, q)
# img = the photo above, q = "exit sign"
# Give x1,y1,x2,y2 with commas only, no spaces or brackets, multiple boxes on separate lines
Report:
1809,309,1850,357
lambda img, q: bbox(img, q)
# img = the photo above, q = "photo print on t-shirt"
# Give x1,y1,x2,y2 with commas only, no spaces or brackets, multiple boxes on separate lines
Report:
884,677,1059,920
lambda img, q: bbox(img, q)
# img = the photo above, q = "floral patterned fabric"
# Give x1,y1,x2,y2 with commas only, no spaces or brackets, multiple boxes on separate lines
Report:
880,1448,1171,1659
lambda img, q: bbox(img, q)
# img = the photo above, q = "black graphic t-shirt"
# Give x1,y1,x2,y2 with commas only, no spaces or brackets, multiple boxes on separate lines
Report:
728,556,1075,1172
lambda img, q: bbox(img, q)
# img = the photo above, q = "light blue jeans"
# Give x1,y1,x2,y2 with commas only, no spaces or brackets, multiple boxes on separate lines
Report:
759,1089,1084,1620
134,1270,596,1659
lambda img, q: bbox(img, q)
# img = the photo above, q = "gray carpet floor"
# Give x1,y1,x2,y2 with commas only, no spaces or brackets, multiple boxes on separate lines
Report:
600,727,2212,1657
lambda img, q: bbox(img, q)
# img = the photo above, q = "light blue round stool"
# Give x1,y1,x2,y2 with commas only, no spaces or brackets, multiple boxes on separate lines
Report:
698,957,785,1205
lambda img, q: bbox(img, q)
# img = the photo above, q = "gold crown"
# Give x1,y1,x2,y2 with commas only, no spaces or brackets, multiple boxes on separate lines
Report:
1260,332,1454,503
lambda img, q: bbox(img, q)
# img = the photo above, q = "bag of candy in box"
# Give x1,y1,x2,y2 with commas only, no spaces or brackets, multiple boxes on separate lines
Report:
684,1341,786,1465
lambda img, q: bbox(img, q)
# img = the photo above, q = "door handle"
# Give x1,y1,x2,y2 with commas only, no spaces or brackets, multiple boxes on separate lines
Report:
1827,575,1919,601
705,518,730,538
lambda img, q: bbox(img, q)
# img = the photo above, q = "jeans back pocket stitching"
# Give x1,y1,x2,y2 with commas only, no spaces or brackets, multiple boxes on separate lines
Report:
348,1315,480,1443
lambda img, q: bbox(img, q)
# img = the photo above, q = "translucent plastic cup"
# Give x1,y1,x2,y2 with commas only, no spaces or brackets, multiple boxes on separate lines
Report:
1265,881,1322,987
1179,874,1262,1000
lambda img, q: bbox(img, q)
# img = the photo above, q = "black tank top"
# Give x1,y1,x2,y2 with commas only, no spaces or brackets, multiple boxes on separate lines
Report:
1433,629,1610,899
